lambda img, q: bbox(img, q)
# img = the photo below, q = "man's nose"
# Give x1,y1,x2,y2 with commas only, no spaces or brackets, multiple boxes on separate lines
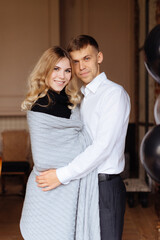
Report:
79,61,85,70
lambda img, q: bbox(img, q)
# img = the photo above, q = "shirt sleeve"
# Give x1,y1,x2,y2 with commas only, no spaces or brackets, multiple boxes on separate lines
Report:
56,87,131,184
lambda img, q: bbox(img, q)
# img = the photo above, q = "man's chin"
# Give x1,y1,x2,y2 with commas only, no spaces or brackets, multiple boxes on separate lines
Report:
78,76,92,84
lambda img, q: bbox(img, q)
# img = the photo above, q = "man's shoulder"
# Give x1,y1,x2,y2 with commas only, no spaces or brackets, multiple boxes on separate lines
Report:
98,75,130,103
100,76,125,93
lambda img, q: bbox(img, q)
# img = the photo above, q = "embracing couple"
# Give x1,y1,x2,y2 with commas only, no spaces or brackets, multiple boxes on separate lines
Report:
20,35,130,240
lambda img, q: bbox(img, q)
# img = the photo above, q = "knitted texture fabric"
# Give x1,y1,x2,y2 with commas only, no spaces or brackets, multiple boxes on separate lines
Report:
20,108,100,240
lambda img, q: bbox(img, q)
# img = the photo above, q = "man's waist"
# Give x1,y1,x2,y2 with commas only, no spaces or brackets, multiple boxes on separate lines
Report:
98,173,120,182
97,160,124,175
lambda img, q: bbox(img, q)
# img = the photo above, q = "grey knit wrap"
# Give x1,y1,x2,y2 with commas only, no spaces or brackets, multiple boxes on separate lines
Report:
20,108,100,240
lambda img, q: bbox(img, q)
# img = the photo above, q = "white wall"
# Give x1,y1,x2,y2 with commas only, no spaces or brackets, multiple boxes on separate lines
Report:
0,0,59,116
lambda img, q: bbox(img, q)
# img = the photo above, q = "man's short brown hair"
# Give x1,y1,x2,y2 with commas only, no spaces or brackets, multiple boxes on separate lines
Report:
67,35,99,53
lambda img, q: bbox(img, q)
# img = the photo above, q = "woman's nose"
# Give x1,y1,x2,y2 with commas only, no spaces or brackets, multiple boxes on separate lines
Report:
58,70,65,79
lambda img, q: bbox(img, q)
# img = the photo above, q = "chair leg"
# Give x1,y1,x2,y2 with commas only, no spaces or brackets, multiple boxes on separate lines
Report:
127,192,135,208
1,175,6,194
139,192,149,208
22,174,28,196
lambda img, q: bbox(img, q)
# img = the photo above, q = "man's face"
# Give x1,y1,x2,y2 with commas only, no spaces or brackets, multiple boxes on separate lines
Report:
70,45,103,85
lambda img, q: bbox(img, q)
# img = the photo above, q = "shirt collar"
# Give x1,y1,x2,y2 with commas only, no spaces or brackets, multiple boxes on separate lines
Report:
81,72,107,96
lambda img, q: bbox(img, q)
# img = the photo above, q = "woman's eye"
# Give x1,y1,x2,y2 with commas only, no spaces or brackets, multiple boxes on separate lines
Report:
54,67,59,71
65,69,71,73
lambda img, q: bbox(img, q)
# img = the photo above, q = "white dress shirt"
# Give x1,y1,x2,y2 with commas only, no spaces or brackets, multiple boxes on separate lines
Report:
57,72,131,184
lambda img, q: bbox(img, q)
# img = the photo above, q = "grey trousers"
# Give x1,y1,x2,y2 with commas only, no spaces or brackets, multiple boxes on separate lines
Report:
99,175,126,240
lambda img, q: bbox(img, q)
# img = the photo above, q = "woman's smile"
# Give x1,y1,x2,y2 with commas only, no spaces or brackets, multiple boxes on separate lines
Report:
46,57,72,93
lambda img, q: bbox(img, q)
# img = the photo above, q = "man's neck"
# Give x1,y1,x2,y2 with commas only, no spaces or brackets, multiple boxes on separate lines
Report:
82,72,102,87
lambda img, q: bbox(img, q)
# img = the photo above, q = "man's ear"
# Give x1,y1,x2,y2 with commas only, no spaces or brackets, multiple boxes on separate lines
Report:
97,51,103,64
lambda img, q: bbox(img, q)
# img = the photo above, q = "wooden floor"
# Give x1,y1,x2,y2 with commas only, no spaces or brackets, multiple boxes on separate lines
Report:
123,196,159,240
0,177,159,240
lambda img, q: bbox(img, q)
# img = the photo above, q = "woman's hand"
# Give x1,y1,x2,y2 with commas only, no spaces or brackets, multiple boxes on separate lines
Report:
36,169,61,191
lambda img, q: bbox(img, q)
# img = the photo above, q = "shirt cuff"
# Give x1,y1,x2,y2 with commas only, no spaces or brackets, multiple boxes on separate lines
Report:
56,166,72,184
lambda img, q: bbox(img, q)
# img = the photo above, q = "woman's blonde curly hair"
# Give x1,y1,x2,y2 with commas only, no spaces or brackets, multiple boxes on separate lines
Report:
21,46,82,111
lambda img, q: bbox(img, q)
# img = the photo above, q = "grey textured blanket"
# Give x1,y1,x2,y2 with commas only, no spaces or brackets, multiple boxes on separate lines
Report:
20,108,100,240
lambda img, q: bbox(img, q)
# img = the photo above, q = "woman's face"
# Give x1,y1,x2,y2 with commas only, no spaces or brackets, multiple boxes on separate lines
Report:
47,57,72,93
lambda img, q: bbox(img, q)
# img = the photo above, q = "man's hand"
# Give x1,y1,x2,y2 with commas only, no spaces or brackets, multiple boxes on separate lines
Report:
36,169,61,191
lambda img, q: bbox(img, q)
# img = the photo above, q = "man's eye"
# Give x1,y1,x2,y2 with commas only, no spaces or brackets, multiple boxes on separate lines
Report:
73,60,78,64
85,57,90,61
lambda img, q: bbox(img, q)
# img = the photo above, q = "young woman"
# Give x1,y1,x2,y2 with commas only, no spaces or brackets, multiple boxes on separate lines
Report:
20,46,100,240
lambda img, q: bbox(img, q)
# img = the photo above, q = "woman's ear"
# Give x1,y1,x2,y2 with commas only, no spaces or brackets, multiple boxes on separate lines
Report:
97,52,103,64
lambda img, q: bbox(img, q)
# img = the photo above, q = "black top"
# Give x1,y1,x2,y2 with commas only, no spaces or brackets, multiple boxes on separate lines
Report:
31,89,71,119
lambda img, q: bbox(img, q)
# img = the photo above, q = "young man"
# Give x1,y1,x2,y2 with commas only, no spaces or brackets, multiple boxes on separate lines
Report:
36,35,130,240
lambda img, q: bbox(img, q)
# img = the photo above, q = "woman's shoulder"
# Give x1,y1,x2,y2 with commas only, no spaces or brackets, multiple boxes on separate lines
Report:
31,95,49,112
31,90,72,118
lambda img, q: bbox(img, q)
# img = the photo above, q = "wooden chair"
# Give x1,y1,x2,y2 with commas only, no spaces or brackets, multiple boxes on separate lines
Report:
0,130,31,195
